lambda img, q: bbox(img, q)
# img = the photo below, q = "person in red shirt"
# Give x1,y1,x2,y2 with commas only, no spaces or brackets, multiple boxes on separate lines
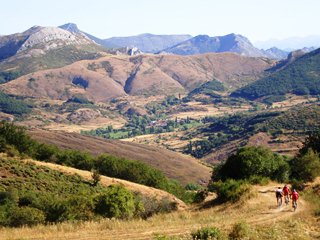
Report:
291,189,299,211
282,184,291,205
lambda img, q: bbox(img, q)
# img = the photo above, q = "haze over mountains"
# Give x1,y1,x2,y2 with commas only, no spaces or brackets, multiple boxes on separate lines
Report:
255,35,320,50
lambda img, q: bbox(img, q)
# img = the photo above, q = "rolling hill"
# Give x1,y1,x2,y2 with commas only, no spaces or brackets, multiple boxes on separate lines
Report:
231,48,320,100
27,129,211,185
0,52,273,102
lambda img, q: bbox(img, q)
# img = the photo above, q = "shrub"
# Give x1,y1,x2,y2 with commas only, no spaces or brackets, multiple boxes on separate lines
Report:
94,185,136,219
209,179,251,203
290,179,306,191
193,190,209,203
291,149,320,181
136,195,177,219
299,131,320,155
7,206,45,227
185,183,201,191
248,176,270,185
153,235,178,240
213,146,290,182
229,222,252,240
191,226,225,240
91,169,101,187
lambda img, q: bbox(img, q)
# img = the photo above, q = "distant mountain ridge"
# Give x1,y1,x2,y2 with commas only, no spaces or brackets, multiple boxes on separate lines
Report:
255,35,320,50
161,33,278,58
103,33,192,53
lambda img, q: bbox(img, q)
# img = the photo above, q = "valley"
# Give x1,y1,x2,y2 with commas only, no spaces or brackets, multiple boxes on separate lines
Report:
1,17,320,240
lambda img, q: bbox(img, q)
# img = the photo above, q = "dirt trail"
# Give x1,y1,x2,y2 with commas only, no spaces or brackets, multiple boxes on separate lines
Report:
247,184,307,225
25,159,187,210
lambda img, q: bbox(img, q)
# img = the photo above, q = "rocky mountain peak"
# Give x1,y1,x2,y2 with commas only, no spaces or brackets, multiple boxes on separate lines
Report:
17,26,93,53
59,23,81,34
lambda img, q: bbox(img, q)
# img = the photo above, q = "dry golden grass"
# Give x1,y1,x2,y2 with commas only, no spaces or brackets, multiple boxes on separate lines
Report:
0,182,317,240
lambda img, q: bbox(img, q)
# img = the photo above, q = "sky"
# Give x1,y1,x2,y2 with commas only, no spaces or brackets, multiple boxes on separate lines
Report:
1,0,319,43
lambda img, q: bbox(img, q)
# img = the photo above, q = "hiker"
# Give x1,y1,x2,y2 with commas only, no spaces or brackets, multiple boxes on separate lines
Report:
282,184,291,205
275,187,283,207
291,189,299,210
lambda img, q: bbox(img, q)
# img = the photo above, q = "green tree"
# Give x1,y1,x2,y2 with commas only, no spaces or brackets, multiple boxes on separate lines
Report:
300,131,320,155
291,149,320,181
94,185,136,219
214,146,289,182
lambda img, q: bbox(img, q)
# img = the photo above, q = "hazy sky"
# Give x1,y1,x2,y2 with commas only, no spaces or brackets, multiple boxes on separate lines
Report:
1,0,319,42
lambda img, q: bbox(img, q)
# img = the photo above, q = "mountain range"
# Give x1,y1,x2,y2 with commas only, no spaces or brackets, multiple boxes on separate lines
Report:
58,23,289,59
255,35,320,50
161,34,263,57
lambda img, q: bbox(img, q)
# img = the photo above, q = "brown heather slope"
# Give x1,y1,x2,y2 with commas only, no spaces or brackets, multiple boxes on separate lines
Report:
28,129,211,185
0,53,273,101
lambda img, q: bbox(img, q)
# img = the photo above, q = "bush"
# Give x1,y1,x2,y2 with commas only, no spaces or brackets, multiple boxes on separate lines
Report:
94,185,136,219
291,149,320,181
191,226,225,240
134,195,176,219
290,179,306,191
91,169,101,186
153,235,178,240
248,176,270,185
193,190,209,203
229,222,251,240
185,183,201,191
7,206,45,227
209,179,251,203
213,146,290,182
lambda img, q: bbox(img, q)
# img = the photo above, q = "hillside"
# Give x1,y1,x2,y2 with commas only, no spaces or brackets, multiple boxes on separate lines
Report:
232,48,320,100
0,180,316,239
0,26,106,82
27,129,211,185
25,158,186,209
0,52,273,102
103,33,192,53
162,33,267,57
0,155,185,228
181,102,320,163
